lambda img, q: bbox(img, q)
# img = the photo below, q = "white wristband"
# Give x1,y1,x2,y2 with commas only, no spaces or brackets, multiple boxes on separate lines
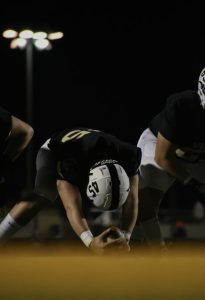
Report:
123,231,131,242
80,230,93,248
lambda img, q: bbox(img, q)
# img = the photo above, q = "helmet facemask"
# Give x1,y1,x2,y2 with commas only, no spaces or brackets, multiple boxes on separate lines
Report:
198,68,205,109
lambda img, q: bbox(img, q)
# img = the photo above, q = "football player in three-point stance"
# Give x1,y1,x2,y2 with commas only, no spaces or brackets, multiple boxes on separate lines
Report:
135,67,205,247
0,128,141,254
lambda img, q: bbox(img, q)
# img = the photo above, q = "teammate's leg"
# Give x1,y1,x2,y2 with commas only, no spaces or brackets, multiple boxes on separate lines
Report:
135,128,174,247
0,194,48,241
136,187,165,246
0,147,58,242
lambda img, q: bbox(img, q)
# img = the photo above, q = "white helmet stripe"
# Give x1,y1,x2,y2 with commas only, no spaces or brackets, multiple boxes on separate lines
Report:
198,67,205,109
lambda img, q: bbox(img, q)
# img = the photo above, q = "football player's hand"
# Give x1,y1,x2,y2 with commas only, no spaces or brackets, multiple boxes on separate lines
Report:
103,226,130,253
89,227,129,255
0,155,12,184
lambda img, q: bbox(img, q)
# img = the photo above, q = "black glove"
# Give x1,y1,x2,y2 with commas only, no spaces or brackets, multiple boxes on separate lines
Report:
185,178,205,204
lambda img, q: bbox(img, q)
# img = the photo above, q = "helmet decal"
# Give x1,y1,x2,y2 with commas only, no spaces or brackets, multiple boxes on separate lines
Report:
86,162,130,211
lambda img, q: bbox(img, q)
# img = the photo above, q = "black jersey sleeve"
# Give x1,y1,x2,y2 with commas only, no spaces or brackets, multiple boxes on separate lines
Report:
159,95,180,142
119,145,142,177
158,91,195,144
56,157,88,187
128,146,142,176
149,91,199,144
56,158,78,181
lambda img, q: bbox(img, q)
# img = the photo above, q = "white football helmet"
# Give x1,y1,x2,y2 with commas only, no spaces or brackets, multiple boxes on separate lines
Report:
86,161,130,210
198,67,205,109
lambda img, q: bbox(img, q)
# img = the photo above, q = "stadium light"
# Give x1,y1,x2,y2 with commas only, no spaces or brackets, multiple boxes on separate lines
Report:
2,28,64,192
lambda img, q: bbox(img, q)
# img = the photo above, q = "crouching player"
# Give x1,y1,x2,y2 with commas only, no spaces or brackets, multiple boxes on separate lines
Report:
0,128,141,254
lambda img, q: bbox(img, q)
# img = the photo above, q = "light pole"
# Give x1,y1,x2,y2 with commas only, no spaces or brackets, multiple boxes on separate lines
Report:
2,29,64,192
25,39,34,191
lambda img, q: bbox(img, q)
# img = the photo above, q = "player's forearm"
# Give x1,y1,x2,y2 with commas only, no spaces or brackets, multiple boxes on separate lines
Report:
121,196,138,233
65,209,95,248
66,209,90,237
4,125,34,161
121,175,139,234
155,134,190,184
155,156,190,184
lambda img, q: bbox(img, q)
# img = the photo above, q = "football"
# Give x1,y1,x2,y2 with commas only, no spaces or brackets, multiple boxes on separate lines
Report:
104,226,130,253
105,226,124,242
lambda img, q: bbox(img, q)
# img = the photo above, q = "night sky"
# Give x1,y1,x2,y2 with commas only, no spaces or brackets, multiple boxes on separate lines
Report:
0,2,204,198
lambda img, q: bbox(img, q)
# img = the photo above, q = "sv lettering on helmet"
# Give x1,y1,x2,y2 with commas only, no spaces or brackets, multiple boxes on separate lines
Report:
61,129,100,143
88,181,99,197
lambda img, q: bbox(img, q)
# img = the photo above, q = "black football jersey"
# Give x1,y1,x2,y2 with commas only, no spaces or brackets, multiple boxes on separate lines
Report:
48,128,141,187
0,106,12,152
149,90,205,163
149,90,205,146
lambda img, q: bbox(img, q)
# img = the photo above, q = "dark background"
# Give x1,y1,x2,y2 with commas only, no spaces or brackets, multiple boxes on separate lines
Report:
0,2,204,216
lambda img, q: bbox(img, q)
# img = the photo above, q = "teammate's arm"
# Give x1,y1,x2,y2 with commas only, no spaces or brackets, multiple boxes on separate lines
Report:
156,133,205,202
3,115,34,162
155,132,191,184
0,115,34,184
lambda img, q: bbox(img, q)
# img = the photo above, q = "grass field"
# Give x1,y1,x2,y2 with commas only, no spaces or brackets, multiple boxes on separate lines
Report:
0,241,205,300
